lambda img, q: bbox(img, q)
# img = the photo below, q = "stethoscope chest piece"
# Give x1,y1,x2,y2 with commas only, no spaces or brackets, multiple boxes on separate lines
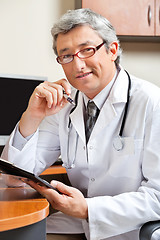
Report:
113,136,124,151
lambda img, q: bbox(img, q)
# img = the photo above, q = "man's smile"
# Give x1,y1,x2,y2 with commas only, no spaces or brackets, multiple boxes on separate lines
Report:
76,72,92,79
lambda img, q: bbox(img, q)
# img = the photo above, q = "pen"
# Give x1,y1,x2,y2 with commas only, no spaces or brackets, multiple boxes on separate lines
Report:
63,91,75,106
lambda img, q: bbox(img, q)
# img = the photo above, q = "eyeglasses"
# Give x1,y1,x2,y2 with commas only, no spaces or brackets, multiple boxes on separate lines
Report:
56,41,105,65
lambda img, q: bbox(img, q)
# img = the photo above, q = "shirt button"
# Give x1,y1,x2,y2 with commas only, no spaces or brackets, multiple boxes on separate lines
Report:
89,146,93,150
91,178,95,182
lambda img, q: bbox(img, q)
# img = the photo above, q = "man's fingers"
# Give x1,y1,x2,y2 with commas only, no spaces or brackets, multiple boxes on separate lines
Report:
50,180,74,196
35,85,53,108
35,80,71,108
55,78,71,96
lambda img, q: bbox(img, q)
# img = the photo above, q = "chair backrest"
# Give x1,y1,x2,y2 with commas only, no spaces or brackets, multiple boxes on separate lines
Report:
139,220,160,240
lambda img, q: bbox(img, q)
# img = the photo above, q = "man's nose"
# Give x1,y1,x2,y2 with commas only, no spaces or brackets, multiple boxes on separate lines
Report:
72,56,86,70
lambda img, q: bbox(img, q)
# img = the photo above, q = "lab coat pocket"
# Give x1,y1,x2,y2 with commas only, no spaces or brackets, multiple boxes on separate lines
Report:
114,137,143,156
110,137,144,181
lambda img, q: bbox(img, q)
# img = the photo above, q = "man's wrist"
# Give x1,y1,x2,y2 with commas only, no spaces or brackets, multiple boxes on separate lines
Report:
19,110,43,138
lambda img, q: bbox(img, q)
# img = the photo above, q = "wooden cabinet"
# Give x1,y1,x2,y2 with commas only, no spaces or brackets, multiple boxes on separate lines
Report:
156,0,160,35
81,0,160,36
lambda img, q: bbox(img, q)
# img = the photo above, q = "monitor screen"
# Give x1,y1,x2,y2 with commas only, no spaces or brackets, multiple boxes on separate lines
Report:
0,74,47,145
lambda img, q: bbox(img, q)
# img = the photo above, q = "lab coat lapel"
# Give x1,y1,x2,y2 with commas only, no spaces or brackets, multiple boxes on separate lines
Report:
90,68,129,140
91,100,116,139
69,93,86,143
69,68,129,143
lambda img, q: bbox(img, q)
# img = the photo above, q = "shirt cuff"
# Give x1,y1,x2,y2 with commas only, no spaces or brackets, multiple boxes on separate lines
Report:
12,124,34,151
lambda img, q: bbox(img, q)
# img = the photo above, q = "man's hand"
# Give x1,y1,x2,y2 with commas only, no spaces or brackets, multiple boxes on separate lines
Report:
19,79,71,137
28,79,71,118
28,180,88,219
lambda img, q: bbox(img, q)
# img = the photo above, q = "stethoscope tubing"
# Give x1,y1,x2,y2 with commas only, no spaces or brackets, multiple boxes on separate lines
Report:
65,70,131,167
119,70,131,137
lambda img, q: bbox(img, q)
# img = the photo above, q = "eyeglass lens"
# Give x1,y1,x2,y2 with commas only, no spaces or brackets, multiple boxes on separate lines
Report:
57,42,105,64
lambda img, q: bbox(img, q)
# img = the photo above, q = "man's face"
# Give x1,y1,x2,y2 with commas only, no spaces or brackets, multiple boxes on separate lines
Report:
56,25,118,99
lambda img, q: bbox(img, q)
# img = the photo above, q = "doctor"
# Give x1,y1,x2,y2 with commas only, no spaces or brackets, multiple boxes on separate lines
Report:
2,8,160,240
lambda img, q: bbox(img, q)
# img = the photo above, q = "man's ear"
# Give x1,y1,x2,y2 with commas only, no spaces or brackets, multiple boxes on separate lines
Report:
109,41,118,61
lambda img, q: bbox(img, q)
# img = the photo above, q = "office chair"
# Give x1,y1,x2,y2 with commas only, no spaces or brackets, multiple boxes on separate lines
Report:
139,221,160,240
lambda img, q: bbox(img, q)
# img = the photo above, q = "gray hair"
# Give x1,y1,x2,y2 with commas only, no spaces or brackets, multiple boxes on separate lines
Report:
51,8,122,65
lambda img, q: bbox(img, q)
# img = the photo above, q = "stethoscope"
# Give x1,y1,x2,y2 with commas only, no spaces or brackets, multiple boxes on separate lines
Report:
113,70,131,151
62,70,131,169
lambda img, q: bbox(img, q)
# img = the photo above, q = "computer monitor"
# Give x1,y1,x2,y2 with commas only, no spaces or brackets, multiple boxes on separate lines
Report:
0,74,47,145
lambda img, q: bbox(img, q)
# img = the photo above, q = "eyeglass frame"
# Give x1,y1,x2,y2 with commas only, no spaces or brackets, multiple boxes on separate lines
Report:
56,41,106,65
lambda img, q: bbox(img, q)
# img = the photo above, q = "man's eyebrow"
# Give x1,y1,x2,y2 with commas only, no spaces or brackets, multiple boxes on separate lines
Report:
59,47,70,55
79,41,94,47
59,41,95,55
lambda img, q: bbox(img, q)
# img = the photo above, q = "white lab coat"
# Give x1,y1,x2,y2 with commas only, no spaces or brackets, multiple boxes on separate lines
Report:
2,68,160,240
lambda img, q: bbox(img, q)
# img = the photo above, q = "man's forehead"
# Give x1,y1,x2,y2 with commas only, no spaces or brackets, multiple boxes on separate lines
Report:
56,25,102,53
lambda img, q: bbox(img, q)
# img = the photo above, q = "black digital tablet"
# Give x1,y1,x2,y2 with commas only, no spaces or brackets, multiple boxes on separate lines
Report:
0,158,57,191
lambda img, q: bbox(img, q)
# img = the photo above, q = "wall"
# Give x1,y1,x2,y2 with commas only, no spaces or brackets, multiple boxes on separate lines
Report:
0,0,160,87
0,0,75,81
121,42,160,87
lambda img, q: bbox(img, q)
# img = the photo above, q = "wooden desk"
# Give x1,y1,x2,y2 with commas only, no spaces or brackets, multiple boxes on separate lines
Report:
0,174,49,240
41,165,66,175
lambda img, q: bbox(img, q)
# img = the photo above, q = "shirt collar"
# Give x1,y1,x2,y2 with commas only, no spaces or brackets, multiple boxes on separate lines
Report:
83,68,119,110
